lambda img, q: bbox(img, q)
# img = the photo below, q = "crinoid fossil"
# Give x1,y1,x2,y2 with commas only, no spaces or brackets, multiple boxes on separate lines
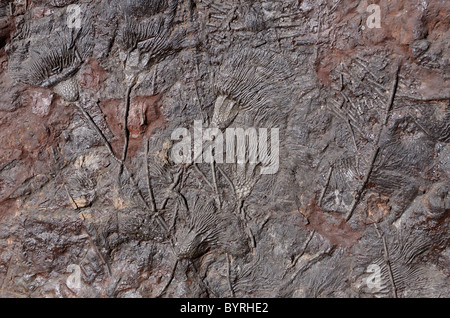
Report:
212,46,295,128
175,199,225,260
117,0,181,51
117,13,190,67
16,40,79,87
117,15,165,52
301,250,351,298
145,137,175,183
241,2,266,32
121,0,171,17
321,156,363,213
362,227,439,298
10,25,93,100
371,117,436,190
233,163,260,202
53,77,79,102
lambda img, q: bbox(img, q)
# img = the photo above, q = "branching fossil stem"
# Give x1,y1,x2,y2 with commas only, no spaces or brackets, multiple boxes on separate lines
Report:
145,139,158,213
210,161,221,207
194,164,214,191
345,60,401,222
217,165,235,194
74,102,122,164
290,230,315,269
319,166,333,207
374,224,398,298
120,82,136,167
226,253,235,297
156,259,178,298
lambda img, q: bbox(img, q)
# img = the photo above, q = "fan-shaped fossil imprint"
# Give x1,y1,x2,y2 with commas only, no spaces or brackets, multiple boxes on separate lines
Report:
16,40,80,87
117,0,184,60
175,199,225,260
9,24,94,101
368,227,438,298
212,46,295,128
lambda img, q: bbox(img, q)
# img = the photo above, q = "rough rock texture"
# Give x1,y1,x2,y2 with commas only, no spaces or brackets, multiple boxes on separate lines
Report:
0,0,448,298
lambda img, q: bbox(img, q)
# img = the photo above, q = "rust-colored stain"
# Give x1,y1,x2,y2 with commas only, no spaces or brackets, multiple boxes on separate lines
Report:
315,0,450,87
99,94,166,159
0,199,17,222
79,58,107,90
302,199,362,248
0,94,73,203
366,194,390,224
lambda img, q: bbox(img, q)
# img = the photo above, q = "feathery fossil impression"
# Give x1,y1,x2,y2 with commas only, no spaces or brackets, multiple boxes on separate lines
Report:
175,199,224,260
11,25,93,90
370,229,436,297
212,46,295,128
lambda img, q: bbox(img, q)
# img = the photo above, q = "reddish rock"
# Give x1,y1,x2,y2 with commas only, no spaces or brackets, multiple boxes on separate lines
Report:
27,87,54,117
99,95,166,158
79,58,107,90
302,200,362,248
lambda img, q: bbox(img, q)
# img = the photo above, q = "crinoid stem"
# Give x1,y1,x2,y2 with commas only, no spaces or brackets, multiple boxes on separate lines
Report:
289,230,315,270
347,119,358,152
79,216,112,277
144,138,172,236
397,94,450,102
152,65,157,95
405,109,433,138
156,259,178,298
194,164,214,191
226,253,235,297
383,61,401,126
345,60,401,222
282,245,334,291
74,102,122,164
217,165,235,194
210,161,221,208
47,146,79,210
318,166,333,207
237,200,256,250
119,77,138,174
74,102,172,238
41,50,82,88
345,147,379,222
145,139,158,213
374,224,398,298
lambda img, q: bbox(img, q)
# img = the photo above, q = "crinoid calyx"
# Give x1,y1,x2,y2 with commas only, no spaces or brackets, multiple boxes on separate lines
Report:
175,199,225,260
53,77,79,102
233,163,261,202
212,46,295,128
